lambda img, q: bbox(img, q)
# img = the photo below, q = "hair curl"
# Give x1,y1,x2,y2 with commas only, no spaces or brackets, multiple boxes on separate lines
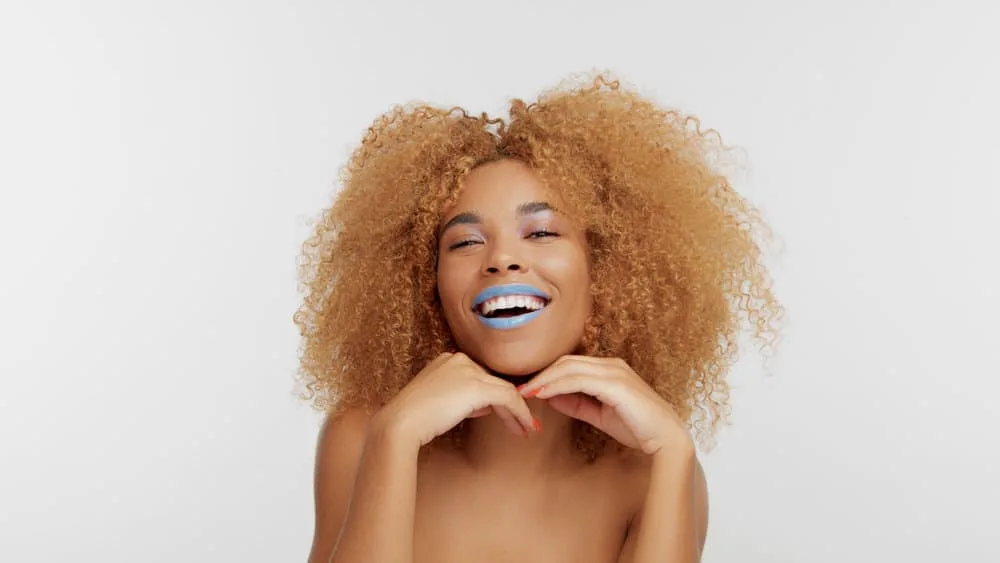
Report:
294,72,782,454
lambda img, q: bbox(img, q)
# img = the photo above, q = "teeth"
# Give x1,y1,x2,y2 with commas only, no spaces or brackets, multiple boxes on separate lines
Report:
479,294,546,315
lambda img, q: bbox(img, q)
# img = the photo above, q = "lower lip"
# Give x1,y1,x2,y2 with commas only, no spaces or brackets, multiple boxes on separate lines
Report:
475,309,544,330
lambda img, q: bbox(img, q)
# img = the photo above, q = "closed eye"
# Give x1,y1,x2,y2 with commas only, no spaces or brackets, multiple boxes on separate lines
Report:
527,230,559,239
448,239,482,250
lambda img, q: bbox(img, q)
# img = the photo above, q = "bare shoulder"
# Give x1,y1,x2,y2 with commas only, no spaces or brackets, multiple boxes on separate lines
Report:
623,449,708,516
308,406,377,563
610,449,657,511
613,448,707,495
613,448,710,559
315,407,376,482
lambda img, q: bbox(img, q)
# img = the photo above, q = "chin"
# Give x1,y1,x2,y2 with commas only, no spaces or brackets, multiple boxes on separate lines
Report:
472,340,574,378
480,355,548,377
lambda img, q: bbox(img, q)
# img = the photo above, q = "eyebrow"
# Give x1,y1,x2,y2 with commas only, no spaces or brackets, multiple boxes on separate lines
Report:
438,201,555,236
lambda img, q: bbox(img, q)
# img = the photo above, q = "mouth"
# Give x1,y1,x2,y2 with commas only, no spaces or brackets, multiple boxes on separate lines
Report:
472,284,550,330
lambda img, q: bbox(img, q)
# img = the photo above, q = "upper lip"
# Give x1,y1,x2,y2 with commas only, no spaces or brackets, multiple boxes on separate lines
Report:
471,283,551,312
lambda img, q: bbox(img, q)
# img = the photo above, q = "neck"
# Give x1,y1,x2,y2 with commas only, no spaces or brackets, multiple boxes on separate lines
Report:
461,397,579,474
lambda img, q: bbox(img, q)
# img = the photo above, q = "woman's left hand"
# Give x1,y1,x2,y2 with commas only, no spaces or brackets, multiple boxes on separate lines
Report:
518,355,694,456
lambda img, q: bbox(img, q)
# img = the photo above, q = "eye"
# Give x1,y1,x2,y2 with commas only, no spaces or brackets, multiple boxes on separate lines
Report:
448,238,482,250
527,230,559,239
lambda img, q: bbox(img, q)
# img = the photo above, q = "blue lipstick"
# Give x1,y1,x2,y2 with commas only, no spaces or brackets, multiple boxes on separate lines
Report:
472,283,550,331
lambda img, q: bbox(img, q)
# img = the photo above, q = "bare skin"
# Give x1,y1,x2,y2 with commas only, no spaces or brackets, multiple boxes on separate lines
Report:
309,406,677,563
308,160,709,563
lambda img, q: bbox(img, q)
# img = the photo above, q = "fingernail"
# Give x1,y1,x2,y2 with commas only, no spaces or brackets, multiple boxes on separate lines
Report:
532,417,542,433
523,386,543,399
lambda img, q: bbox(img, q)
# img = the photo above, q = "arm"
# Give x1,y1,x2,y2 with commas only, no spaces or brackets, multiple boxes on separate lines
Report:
309,352,536,562
618,449,709,563
515,356,709,563
306,408,370,563
306,408,421,563
330,411,421,563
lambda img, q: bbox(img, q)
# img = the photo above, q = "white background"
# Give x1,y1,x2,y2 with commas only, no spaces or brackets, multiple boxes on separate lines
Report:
1,1,998,561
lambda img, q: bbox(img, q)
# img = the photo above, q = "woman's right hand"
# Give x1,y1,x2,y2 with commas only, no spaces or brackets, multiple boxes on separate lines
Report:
373,352,539,447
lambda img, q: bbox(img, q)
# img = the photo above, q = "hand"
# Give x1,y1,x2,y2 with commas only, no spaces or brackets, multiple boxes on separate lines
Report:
375,352,539,447
518,355,694,456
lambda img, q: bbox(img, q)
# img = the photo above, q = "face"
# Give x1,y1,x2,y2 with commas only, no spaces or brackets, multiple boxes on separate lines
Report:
436,159,592,376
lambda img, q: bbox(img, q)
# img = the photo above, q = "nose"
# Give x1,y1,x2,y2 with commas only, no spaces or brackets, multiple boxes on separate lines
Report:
482,241,527,275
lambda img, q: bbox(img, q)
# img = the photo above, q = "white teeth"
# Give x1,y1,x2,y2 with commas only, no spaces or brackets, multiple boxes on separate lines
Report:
479,294,547,315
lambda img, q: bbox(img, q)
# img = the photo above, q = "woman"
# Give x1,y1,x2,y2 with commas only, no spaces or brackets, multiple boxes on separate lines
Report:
295,73,781,563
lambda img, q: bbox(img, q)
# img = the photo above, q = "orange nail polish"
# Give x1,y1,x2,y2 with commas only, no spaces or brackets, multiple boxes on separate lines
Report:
524,387,542,399
532,417,542,433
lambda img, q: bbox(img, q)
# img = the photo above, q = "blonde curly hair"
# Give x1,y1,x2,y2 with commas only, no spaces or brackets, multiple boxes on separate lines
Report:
294,72,782,455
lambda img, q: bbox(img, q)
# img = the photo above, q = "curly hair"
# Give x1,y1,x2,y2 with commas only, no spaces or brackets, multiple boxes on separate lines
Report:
293,72,782,454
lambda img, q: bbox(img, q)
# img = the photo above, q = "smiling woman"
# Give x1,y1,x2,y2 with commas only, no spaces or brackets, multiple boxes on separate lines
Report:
294,72,782,563
436,161,593,377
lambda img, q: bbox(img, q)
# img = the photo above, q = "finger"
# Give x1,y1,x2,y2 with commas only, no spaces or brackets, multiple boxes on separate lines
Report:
546,393,604,428
426,352,454,370
494,386,537,434
451,352,494,374
555,354,622,367
543,354,618,369
467,406,492,418
490,405,529,437
481,375,520,389
533,373,623,407
519,358,604,399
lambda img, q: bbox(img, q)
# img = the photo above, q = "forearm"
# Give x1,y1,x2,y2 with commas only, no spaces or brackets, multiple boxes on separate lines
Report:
631,448,701,563
330,415,420,563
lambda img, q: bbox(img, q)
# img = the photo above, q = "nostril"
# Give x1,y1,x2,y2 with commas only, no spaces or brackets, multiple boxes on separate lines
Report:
507,264,521,271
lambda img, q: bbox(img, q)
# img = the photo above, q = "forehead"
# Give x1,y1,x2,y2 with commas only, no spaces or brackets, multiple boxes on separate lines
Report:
451,159,559,210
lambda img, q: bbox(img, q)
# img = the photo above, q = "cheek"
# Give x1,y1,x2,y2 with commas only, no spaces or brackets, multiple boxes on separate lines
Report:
435,260,468,315
543,250,590,287
435,271,454,309
568,253,593,308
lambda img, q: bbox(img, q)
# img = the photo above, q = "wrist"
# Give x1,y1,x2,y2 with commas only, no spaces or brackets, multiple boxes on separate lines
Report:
651,440,697,469
369,406,422,454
